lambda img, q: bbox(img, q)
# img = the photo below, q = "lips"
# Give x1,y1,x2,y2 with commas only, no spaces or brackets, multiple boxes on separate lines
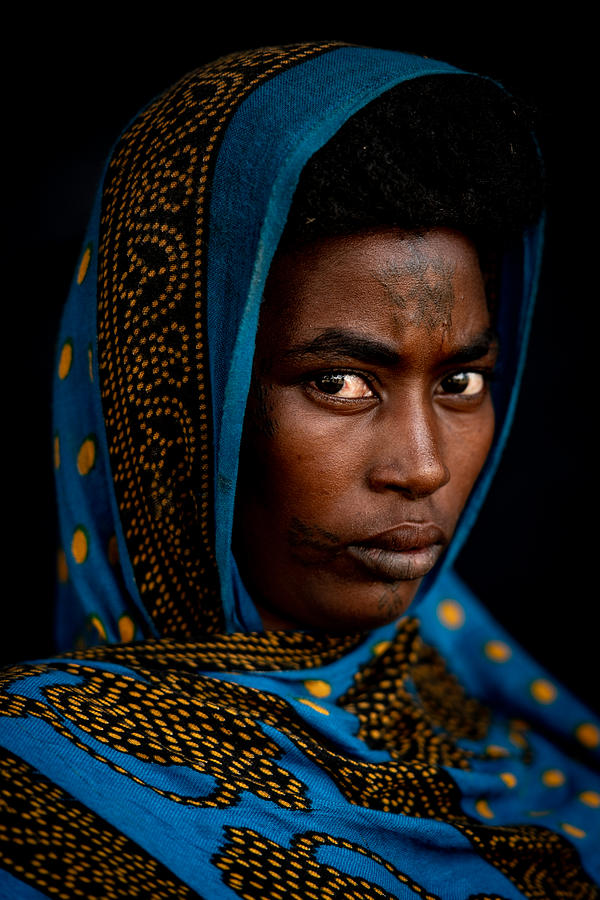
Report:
346,523,446,581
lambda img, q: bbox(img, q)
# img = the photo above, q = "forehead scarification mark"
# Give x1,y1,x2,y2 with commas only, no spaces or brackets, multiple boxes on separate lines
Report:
97,44,341,637
375,238,457,334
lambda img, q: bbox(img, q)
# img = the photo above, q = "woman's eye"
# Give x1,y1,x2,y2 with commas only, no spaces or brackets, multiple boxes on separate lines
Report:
440,371,486,396
312,373,374,399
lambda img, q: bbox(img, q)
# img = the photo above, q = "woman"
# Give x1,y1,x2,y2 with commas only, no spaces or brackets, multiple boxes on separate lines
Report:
0,43,598,898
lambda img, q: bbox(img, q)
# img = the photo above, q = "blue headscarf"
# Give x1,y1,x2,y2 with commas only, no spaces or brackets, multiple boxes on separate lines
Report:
0,44,598,898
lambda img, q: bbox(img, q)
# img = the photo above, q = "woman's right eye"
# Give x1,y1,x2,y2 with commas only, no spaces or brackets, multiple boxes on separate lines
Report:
311,373,374,399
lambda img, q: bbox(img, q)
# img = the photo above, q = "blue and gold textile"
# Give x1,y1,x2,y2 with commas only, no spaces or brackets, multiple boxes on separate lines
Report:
0,43,599,899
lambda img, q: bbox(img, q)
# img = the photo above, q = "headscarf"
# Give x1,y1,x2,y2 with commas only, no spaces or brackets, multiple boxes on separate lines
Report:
0,43,598,899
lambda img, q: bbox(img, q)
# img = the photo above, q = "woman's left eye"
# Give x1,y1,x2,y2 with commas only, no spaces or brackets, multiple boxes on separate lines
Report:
312,373,374,399
439,371,486,396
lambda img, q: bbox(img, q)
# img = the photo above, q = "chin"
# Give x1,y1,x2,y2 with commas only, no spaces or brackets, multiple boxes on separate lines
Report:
261,579,422,633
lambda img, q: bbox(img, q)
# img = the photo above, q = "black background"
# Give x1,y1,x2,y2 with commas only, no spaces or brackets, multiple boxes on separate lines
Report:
3,14,596,711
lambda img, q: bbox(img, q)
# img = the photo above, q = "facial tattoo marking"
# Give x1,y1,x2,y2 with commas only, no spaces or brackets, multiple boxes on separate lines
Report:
288,518,342,563
234,229,494,633
377,581,413,619
375,238,456,333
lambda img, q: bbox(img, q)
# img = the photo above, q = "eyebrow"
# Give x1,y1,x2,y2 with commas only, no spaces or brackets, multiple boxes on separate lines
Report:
444,328,499,364
285,327,498,367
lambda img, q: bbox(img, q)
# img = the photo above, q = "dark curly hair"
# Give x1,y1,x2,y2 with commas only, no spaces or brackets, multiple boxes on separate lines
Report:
281,74,544,250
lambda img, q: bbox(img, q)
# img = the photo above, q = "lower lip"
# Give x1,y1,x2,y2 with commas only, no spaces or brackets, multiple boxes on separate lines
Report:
346,544,442,581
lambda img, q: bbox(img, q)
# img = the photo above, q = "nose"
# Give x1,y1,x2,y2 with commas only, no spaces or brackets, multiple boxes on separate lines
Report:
366,395,450,500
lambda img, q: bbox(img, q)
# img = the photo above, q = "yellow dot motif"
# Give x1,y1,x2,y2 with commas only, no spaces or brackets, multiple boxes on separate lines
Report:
484,640,512,663
372,640,391,656
485,745,510,759
57,548,68,584
562,823,586,840
71,527,89,564
511,719,529,732
579,791,600,808
475,798,494,819
304,679,332,699
77,436,97,475
437,599,465,630
500,772,517,788
530,679,557,705
575,722,600,749
90,615,107,641
297,698,330,716
509,730,528,750
118,614,135,643
53,434,60,470
77,243,92,285
542,769,566,788
58,339,73,380
88,345,94,381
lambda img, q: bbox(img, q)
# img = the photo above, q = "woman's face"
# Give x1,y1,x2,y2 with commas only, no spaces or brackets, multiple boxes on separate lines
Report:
234,228,496,631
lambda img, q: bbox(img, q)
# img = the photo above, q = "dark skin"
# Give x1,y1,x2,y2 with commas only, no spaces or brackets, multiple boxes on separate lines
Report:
234,228,497,632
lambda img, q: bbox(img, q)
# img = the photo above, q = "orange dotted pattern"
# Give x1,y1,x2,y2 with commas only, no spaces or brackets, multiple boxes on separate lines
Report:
60,629,363,672
216,828,442,900
1,625,597,900
0,748,198,898
339,618,490,770
96,43,338,639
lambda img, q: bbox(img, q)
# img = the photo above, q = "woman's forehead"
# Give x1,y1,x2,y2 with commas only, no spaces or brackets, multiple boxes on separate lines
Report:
261,227,488,345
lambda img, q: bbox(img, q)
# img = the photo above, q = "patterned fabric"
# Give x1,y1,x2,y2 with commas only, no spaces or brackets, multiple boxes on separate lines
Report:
1,44,599,899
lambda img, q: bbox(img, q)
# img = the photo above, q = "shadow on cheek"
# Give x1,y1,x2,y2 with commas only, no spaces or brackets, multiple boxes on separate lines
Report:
246,379,279,439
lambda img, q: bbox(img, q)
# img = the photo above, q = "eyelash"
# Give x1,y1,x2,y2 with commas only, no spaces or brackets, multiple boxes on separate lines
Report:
438,369,497,397
304,367,495,404
303,370,377,404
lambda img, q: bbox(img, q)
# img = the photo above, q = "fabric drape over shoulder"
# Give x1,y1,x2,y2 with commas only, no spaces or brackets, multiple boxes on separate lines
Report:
0,43,598,899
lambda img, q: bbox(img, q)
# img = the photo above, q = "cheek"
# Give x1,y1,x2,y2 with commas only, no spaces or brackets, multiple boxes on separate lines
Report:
242,390,362,513
478,399,496,462
264,427,353,509
452,401,495,496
